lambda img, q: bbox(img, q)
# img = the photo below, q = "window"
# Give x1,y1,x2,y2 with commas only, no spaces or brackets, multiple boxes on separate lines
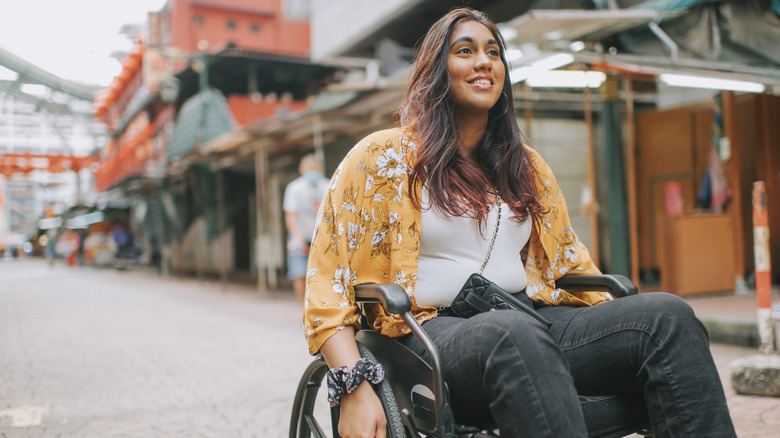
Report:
284,0,310,20
250,23,260,34
193,15,203,26
226,20,236,31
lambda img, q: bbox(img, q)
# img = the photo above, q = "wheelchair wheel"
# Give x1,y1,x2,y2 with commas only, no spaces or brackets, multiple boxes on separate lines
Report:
289,342,407,438
357,342,407,437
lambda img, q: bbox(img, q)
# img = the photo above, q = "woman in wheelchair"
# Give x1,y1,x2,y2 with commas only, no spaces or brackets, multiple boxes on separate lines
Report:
302,7,736,438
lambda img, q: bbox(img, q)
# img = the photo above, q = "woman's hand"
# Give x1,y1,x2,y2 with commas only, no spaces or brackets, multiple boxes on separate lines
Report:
319,328,387,437
338,381,387,438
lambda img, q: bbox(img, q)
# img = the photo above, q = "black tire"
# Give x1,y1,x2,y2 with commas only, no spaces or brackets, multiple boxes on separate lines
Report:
357,342,407,437
290,356,330,438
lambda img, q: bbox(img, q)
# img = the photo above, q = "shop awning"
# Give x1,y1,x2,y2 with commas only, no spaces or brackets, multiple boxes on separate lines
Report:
306,89,363,115
574,51,780,88
630,0,725,11
167,87,236,162
500,8,683,48
500,3,780,93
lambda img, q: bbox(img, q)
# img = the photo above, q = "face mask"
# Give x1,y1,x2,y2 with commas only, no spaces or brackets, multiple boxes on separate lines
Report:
304,170,323,184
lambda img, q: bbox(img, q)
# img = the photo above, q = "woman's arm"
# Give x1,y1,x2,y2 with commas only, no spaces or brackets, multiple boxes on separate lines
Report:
304,130,413,436
320,328,387,438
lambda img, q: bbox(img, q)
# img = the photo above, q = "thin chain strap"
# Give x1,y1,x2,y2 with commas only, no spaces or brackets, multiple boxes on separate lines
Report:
478,193,502,275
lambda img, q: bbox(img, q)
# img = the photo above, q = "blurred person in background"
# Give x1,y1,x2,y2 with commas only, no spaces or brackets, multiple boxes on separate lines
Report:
42,232,55,266
283,153,329,302
56,229,80,267
83,222,117,266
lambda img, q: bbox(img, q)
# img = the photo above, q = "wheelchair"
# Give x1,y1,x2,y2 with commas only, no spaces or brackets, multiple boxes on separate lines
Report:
290,275,654,438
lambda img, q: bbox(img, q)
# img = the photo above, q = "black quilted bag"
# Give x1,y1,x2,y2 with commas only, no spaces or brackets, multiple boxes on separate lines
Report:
449,273,552,327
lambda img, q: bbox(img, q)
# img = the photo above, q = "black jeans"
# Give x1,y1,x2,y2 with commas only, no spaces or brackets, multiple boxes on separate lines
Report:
398,292,736,438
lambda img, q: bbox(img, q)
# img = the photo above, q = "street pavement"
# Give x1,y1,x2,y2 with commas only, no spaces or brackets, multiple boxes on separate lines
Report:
1,258,779,437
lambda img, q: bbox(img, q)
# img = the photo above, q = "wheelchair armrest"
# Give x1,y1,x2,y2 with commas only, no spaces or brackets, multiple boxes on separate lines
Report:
354,283,412,315
354,283,450,432
556,274,638,298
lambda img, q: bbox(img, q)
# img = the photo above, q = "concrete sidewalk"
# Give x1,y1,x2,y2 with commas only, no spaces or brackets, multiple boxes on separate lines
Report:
672,288,780,438
682,289,780,348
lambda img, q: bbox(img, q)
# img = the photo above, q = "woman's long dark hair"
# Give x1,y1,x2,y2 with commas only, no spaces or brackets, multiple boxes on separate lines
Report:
396,7,543,228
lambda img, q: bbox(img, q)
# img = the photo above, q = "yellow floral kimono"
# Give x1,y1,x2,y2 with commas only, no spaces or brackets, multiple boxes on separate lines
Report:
304,127,609,354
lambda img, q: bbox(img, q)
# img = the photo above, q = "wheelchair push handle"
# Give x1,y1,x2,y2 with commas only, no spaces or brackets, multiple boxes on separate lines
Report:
354,283,412,314
556,274,638,298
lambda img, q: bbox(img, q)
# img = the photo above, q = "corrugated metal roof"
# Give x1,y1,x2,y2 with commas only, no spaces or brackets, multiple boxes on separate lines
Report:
631,0,724,11
501,9,683,47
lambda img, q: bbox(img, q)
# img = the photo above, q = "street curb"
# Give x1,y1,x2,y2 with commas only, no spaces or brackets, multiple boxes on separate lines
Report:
697,312,760,348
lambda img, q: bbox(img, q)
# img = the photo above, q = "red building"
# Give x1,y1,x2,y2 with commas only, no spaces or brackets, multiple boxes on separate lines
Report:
93,0,331,193
90,0,336,280
162,0,310,56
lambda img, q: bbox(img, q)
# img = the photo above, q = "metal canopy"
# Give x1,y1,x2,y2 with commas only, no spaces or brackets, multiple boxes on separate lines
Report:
0,80,73,115
575,51,780,88
0,45,97,101
501,9,683,47
174,47,339,102
192,78,408,168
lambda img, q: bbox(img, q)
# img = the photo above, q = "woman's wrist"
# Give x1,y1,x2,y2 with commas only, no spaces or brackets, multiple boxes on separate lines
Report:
342,378,375,401
326,357,385,407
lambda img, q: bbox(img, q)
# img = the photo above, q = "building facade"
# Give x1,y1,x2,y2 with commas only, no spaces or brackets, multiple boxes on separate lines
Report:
91,0,335,283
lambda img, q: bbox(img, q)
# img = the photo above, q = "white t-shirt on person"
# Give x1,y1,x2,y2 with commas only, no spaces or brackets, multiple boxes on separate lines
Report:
414,189,532,308
283,175,329,242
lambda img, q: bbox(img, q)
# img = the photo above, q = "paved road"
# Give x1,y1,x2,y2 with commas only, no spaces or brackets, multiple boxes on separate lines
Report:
1,259,313,437
1,258,778,437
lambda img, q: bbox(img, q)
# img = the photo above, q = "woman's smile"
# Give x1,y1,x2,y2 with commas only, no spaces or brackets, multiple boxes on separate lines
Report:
467,75,494,89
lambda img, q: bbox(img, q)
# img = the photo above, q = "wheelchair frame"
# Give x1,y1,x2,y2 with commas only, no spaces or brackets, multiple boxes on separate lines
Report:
290,274,652,438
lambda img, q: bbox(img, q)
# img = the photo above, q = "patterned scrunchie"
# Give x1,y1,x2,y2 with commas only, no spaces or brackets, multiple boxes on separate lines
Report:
326,357,385,407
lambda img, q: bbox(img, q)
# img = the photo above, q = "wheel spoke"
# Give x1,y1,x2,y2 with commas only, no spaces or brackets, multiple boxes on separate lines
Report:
303,413,328,438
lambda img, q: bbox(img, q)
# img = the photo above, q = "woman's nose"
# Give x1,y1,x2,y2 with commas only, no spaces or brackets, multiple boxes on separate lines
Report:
474,54,492,71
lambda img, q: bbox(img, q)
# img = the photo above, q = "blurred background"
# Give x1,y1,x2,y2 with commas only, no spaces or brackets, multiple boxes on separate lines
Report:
3,1,780,437
1,0,779,303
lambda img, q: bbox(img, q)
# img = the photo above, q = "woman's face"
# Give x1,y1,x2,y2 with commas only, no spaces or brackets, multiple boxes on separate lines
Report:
447,20,505,117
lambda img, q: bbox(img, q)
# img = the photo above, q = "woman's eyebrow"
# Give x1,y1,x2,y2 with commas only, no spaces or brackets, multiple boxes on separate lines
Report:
450,36,473,49
449,36,500,49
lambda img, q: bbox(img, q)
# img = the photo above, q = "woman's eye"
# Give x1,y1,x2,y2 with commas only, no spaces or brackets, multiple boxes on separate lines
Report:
456,47,472,54
488,49,500,56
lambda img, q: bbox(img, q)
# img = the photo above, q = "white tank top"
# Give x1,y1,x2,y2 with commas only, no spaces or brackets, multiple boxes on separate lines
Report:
414,189,532,308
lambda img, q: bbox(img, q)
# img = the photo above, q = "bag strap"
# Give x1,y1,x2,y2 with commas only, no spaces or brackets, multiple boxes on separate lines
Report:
464,291,495,312
478,193,502,275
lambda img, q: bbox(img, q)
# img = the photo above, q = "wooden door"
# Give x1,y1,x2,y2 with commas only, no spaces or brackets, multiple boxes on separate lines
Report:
636,104,709,272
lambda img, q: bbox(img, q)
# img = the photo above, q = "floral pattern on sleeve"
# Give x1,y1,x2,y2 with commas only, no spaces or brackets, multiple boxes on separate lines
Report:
304,128,426,354
523,147,610,306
